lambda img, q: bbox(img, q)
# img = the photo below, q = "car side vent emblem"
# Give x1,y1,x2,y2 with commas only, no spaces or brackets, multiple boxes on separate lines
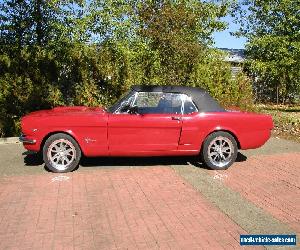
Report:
85,138,96,143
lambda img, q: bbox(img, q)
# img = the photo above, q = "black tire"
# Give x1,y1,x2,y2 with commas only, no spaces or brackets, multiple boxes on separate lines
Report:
201,131,238,170
43,133,81,173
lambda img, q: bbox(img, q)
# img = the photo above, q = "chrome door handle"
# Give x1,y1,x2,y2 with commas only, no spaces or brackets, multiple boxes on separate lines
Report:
171,117,181,121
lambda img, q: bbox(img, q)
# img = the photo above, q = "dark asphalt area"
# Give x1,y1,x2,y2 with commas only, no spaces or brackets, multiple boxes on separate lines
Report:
0,137,299,249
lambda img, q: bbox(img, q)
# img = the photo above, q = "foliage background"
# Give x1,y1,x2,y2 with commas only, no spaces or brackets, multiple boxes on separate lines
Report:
0,0,261,137
232,0,300,104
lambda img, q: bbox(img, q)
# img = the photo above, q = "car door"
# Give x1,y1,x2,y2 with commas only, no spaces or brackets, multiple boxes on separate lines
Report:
108,91,183,155
177,95,203,152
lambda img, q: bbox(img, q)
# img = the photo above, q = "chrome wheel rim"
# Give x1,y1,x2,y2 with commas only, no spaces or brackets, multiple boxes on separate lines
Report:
208,136,234,168
47,139,76,171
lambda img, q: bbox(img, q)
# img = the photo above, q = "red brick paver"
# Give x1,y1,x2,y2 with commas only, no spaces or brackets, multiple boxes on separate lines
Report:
0,167,248,250
212,152,300,234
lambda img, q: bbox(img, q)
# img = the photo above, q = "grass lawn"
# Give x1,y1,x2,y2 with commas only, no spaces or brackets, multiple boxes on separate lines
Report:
256,104,300,143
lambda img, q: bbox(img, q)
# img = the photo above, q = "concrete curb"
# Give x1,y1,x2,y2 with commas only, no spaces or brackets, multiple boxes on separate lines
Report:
0,137,20,145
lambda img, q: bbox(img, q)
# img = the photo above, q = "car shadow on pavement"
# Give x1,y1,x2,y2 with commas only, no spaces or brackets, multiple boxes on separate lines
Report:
23,153,53,172
23,152,44,166
80,152,247,169
22,151,247,171
80,156,193,168
186,152,247,170
236,152,247,162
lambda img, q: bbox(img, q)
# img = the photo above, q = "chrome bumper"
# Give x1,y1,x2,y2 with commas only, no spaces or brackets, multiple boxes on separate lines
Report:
19,135,36,144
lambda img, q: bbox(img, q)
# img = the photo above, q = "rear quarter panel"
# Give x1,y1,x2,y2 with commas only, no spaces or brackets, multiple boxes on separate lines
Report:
179,112,273,151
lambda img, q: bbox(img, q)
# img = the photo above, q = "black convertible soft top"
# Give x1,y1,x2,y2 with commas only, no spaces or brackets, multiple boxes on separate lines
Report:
131,85,226,112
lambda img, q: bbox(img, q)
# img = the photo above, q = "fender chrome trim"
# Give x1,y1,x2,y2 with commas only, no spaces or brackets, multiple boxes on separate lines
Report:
19,135,36,144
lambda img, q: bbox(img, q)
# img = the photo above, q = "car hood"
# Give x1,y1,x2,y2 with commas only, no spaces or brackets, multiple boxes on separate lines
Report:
24,106,106,117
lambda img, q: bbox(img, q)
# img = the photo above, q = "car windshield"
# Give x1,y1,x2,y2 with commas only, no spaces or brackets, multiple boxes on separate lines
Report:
107,90,133,113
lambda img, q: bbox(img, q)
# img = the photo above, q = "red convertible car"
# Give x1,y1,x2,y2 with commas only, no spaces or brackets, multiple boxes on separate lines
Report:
20,85,273,173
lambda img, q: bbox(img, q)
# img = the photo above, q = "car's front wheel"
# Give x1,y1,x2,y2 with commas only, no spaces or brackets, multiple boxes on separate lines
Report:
201,131,238,170
43,133,81,173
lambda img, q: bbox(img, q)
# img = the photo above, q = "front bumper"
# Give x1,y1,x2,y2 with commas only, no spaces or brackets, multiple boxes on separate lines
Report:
19,134,36,144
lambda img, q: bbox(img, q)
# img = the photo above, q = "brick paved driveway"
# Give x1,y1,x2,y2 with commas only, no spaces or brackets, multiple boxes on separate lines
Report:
0,168,248,249
0,138,299,249
216,153,300,234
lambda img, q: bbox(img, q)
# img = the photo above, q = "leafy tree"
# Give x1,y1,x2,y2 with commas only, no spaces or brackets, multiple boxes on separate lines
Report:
135,0,228,85
0,0,253,137
232,0,300,103
0,0,62,135
0,0,64,46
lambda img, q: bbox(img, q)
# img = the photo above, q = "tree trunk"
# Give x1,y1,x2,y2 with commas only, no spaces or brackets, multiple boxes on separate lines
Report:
35,0,43,46
276,84,279,105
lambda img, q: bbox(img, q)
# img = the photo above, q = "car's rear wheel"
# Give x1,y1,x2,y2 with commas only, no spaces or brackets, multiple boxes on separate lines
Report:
201,131,238,170
43,133,81,173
